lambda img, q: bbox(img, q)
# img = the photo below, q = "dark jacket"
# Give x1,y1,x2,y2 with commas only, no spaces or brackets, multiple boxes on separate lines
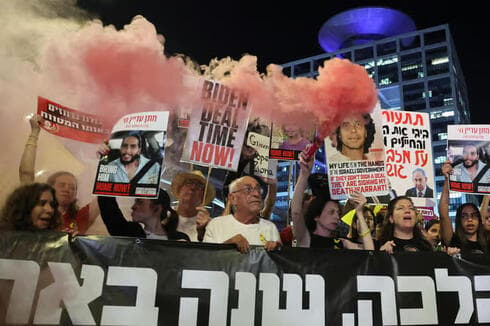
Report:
98,196,189,241
405,186,434,198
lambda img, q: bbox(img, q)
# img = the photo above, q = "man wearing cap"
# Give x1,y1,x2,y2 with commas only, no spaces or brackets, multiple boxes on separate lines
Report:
204,176,281,253
171,170,216,242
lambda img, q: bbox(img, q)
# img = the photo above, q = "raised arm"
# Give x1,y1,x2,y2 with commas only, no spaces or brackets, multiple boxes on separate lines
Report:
291,154,313,247
438,161,454,246
260,176,277,219
19,115,42,184
342,191,375,250
480,195,490,220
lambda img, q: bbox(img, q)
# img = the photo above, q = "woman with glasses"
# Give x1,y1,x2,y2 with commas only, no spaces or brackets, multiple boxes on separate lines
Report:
439,161,487,253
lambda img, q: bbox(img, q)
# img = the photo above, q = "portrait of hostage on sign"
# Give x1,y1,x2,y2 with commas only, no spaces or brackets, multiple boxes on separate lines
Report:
98,130,164,185
448,141,490,185
327,113,381,162
270,122,315,160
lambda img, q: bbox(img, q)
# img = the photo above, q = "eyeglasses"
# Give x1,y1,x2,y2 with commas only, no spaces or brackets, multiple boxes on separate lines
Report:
232,184,264,195
461,212,479,220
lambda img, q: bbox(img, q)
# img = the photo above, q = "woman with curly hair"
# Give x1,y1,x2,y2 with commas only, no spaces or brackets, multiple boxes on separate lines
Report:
0,183,61,231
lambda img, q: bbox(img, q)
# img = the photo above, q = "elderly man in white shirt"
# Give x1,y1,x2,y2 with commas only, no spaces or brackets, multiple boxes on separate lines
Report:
204,176,281,253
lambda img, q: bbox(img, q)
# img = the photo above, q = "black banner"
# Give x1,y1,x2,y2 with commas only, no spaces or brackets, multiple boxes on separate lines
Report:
1,231,490,325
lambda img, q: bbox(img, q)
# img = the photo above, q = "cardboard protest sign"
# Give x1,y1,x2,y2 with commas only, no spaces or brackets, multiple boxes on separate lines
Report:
37,96,110,143
181,79,251,171
247,131,277,179
93,111,169,198
447,125,490,194
325,103,387,200
382,110,435,217
269,122,316,160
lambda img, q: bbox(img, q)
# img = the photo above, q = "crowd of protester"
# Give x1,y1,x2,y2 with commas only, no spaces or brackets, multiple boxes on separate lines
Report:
2,115,490,258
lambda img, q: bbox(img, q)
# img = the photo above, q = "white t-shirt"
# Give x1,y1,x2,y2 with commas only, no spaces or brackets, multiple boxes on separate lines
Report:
204,214,280,246
177,215,198,242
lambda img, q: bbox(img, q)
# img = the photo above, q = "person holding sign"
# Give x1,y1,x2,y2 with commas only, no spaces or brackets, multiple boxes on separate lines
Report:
107,133,161,184
438,161,487,253
171,170,215,242
291,152,374,250
19,115,100,235
405,168,434,198
329,113,376,161
97,189,189,241
203,176,281,253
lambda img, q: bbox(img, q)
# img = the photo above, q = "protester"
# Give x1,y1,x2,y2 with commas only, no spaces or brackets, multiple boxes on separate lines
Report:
19,115,99,235
222,176,277,220
346,203,376,246
204,176,281,253
378,196,433,253
171,170,215,241
479,195,490,235
98,189,189,240
439,161,487,253
291,152,374,250
0,183,60,231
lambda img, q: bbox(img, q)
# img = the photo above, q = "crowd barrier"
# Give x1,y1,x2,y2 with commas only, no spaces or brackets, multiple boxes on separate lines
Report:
1,231,490,325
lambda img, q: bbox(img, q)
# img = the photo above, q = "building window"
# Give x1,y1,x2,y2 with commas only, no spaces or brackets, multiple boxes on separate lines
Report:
377,56,399,86
361,60,376,79
354,46,374,61
403,82,426,110
337,51,352,60
426,47,449,76
400,35,421,51
377,41,397,56
424,29,446,46
428,77,453,108
430,109,455,119
434,155,447,164
378,85,401,110
293,61,312,77
401,52,423,81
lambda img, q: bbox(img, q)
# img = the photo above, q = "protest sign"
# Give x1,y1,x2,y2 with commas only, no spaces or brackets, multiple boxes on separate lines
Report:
93,111,169,198
181,79,251,171
269,122,316,160
37,96,109,143
447,125,490,194
247,131,277,179
382,110,435,216
325,103,387,200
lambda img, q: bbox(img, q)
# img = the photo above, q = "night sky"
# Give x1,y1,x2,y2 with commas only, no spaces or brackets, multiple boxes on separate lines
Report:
77,0,489,124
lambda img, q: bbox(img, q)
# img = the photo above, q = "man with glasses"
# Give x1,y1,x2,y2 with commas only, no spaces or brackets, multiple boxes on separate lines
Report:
204,176,281,253
171,170,216,241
